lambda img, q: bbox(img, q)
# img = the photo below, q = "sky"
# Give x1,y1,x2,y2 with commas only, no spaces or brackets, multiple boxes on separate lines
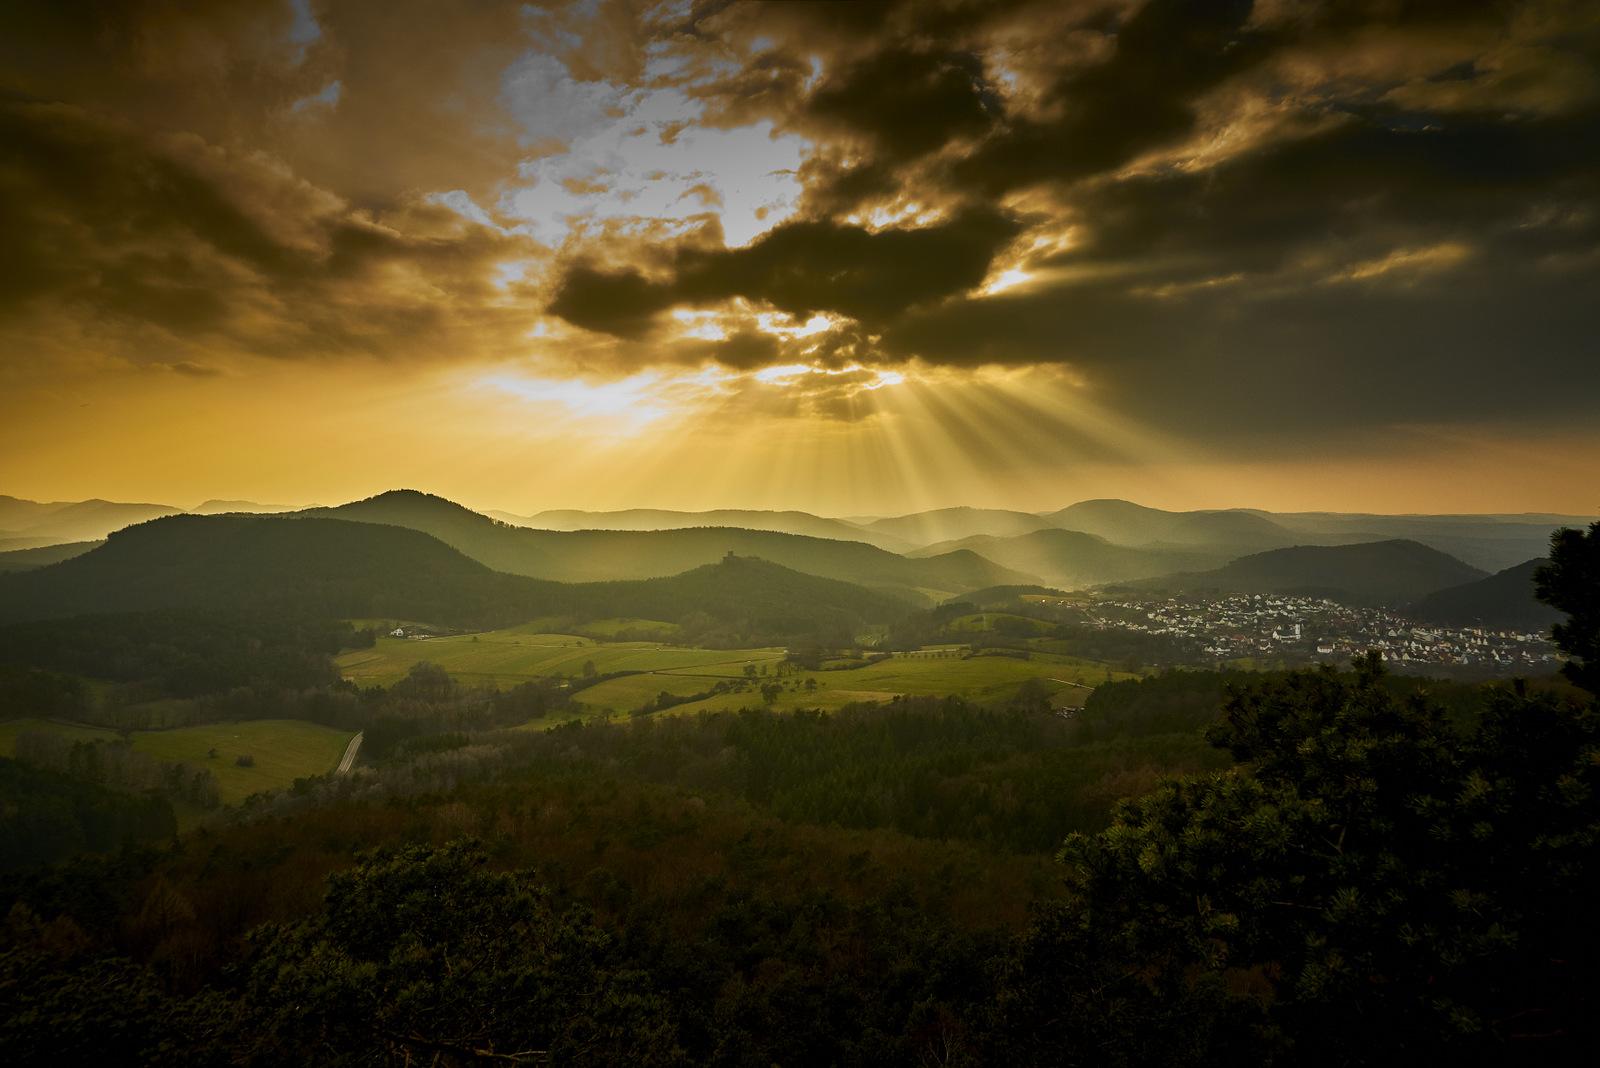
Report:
1,0,1597,518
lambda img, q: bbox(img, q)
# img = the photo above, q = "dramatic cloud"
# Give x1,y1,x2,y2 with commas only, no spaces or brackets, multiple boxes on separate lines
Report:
550,206,1020,338
1,0,1596,513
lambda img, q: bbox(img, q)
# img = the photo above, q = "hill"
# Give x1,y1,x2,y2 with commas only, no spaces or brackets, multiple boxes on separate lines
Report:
498,507,917,553
0,515,915,639
565,554,912,645
1408,559,1563,632
1047,499,1183,544
1155,510,1299,549
0,496,183,545
1048,501,1309,554
0,515,556,627
1045,499,1586,571
190,499,306,514
0,541,103,572
297,491,1035,595
1123,540,1489,605
1247,510,1588,572
909,528,1223,589
856,506,1056,548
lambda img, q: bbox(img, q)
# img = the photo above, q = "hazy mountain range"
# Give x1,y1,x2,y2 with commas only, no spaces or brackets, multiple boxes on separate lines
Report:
0,491,1588,628
4,492,1585,570
0,495,302,551
299,492,1032,602
1113,540,1491,606
492,507,922,554
0,515,918,648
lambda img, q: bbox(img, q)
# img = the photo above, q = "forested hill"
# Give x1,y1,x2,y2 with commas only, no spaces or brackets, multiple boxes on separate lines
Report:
0,514,914,639
562,554,914,646
297,490,1036,594
503,506,916,553
1124,539,1489,604
0,515,556,626
0,540,104,572
1409,558,1563,631
909,527,1224,587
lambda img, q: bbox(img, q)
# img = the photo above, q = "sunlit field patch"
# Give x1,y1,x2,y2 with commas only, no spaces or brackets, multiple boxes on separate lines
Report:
651,653,1132,715
1,718,354,806
335,632,787,690
331,621,1138,719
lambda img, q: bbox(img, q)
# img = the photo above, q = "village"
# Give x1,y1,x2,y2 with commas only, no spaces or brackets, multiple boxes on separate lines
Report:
1067,593,1561,674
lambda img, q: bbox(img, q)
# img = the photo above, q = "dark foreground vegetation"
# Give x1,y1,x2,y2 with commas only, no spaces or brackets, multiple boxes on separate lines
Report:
0,524,1595,1065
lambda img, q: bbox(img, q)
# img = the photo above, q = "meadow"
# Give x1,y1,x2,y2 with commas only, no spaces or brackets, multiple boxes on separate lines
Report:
639,651,1117,714
0,717,355,806
334,622,1132,717
335,624,788,691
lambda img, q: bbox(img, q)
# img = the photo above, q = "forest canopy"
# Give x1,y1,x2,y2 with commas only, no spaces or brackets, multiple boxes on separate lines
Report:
0,524,1594,1064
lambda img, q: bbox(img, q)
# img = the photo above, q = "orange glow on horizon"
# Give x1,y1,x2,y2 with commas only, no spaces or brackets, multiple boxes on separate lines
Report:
2,355,1594,519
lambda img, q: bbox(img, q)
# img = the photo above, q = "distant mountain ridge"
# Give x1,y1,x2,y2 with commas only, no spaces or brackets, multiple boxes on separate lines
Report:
0,515,521,625
1121,540,1490,605
0,496,182,544
296,491,1037,597
508,498,1580,571
496,507,915,553
190,499,306,514
0,514,914,641
854,507,1057,547
908,528,1225,588
1049,499,1587,571
0,541,105,572
1,491,1587,574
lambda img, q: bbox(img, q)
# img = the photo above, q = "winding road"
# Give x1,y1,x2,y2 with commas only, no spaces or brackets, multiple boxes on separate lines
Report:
336,731,364,775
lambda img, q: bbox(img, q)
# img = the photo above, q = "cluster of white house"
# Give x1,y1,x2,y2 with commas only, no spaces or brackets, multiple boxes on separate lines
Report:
1064,594,1558,670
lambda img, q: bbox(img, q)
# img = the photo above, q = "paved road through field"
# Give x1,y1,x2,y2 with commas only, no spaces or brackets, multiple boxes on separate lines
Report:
336,731,363,775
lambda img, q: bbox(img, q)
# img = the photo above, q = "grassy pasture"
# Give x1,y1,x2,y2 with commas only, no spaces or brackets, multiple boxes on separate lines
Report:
335,626,1134,718
574,672,735,711
944,613,1056,634
0,717,115,754
577,617,677,636
1,717,354,806
132,720,354,805
336,631,787,690
634,652,1133,716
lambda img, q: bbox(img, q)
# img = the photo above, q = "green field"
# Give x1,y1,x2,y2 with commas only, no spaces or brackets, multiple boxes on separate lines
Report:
337,628,787,689
649,653,1118,715
335,625,1133,718
576,617,677,637
0,717,115,753
576,649,1123,716
944,613,1056,634
1,718,355,806
574,672,736,711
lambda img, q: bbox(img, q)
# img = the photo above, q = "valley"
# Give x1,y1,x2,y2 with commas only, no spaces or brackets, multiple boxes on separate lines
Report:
1,489,1593,1067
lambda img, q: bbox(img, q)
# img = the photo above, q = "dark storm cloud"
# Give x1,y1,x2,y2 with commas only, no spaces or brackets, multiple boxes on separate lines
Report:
0,0,549,369
0,103,293,325
0,97,538,365
2,0,1597,444
867,86,1600,442
808,44,999,163
950,0,1269,196
1019,101,1600,288
572,0,1597,440
550,207,1020,338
